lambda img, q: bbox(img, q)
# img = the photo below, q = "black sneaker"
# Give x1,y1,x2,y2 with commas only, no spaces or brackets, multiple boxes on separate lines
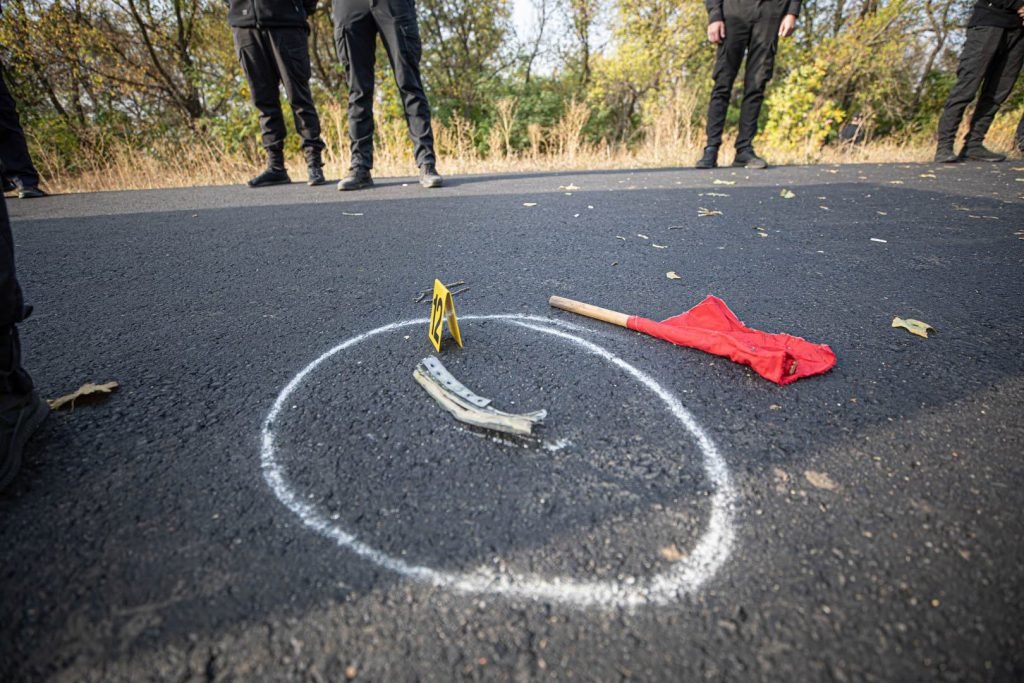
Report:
0,391,49,491
934,146,960,163
17,186,47,199
338,168,373,191
2,178,15,193
733,148,768,169
695,146,718,169
959,145,1006,162
307,165,326,186
419,163,443,188
248,168,290,188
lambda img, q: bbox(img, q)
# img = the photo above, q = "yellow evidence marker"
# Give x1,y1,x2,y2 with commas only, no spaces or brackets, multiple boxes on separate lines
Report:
428,279,463,352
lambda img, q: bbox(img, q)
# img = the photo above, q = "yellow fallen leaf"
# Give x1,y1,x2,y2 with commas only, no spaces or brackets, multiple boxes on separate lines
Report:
892,317,935,338
779,189,795,199
919,173,936,179
659,544,685,562
666,271,681,280
697,207,723,217
804,470,838,491
1012,167,1024,171
49,381,119,411
713,179,735,185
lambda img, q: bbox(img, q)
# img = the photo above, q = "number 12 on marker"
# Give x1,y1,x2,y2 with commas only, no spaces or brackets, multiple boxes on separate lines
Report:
428,279,463,352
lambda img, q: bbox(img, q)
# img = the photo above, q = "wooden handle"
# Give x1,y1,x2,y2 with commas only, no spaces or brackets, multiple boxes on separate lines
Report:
549,295,631,328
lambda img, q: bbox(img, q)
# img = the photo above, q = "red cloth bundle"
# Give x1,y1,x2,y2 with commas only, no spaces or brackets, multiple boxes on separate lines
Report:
627,295,836,385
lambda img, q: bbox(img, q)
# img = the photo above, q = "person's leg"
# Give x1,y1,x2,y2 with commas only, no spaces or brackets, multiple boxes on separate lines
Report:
0,195,47,491
336,13,378,172
1016,111,1024,154
0,65,43,196
735,8,781,155
374,0,437,171
701,3,751,166
963,28,1024,156
233,27,290,184
936,26,1001,152
270,27,327,185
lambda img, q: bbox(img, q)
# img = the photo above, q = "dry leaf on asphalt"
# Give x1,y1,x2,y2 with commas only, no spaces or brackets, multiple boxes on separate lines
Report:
49,382,119,411
892,317,935,338
804,470,838,491
1015,231,1024,240
558,183,580,191
919,173,936,179
779,189,796,199
701,192,730,197
666,271,681,280
652,244,667,249
341,211,363,216
659,544,685,562
523,202,537,207
615,235,626,240
697,207,723,217
713,179,736,185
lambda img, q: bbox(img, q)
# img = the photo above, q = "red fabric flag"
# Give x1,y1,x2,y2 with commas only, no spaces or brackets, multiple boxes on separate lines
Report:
626,295,836,385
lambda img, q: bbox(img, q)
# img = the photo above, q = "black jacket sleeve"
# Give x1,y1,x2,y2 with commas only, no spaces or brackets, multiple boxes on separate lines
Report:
705,0,724,23
303,0,316,15
785,0,801,17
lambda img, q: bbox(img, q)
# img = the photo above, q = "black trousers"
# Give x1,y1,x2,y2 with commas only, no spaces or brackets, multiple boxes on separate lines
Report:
0,196,35,411
0,66,41,190
333,0,436,169
705,0,782,151
233,26,325,164
936,25,1024,148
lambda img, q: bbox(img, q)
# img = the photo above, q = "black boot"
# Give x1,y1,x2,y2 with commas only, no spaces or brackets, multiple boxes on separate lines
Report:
306,148,326,186
695,146,718,169
248,150,290,188
338,167,373,191
958,144,1006,162
934,144,959,163
0,326,47,491
733,147,768,169
419,163,443,188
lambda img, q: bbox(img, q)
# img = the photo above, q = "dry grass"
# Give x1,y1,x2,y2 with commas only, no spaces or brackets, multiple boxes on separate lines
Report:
37,101,1023,194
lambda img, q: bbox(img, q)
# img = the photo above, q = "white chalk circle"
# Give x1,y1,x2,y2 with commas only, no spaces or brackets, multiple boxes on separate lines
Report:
260,314,736,608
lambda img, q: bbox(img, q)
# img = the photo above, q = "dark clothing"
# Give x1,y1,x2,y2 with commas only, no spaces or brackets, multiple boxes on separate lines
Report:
333,0,436,169
936,24,1024,148
705,0,786,151
705,0,799,25
838,121,865,145
227,0,315,28
0,196,35,412
968,0,1024,29
232,25,325,160
0,66,41,191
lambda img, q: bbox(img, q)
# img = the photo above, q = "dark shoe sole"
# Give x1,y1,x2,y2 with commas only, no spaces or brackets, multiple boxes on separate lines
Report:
307,177,326,187
17,188,47,198
733,160,768,169
248,178,291,188
935,155,961,163
695,162,717,169
959,154,1006,162
338,179,373,191
0,394,49,491
420,177,443,188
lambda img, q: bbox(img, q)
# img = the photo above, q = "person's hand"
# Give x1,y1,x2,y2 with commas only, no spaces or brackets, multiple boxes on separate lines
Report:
779,14,797,37
1017,3,1024,17
707,21,726,44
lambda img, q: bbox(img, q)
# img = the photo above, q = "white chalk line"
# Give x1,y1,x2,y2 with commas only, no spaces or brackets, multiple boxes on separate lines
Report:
260,314,736,608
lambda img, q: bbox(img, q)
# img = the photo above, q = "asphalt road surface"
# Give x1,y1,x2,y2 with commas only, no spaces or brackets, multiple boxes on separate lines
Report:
2,160,1022,682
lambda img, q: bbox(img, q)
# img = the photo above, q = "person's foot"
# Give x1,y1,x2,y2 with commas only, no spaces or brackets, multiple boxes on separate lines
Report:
695,146,718,169
0,391,49,491
248,168,291,188
958,145,1006,162
307,165,326,187
2,178,16,193
733,148,768,169
17,186,47,199
338,168,373,191
419,163,443,188
934,145,960,163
